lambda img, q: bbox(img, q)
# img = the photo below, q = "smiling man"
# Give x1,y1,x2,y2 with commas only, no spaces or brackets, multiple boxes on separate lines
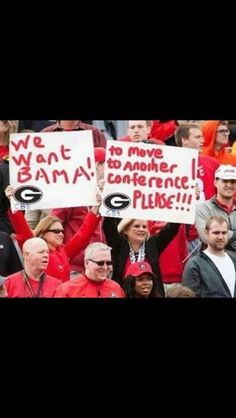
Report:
195,165,236,254
54,242,125,298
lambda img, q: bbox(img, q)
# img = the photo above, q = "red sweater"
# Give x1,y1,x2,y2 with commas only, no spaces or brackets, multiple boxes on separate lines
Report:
54,274,125,298
8,209,101,282
148,222,188,283
5,271,61,298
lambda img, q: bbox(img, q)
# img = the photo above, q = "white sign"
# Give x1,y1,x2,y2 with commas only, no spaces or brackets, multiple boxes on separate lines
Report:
10,131,98,210
100,142,198,224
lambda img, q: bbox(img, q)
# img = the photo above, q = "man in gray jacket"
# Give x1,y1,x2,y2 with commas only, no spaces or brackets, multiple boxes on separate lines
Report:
183,216,236,297
195,165,236,253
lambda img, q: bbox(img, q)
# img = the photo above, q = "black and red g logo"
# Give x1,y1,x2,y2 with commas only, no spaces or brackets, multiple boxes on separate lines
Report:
104,193,131,211
14,186,43,204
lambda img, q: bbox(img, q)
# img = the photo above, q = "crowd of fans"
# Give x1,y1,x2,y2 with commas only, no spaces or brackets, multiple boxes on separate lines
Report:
1,119,236,298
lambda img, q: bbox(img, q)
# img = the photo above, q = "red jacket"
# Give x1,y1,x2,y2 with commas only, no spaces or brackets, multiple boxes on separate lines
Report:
8,209,101,282
51,207,106,272
5,271,61,298
148,222,188,283
54,274,125,298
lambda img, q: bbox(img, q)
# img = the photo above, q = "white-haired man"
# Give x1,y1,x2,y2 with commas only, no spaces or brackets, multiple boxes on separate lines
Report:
54,242,125,298
5,237,61,297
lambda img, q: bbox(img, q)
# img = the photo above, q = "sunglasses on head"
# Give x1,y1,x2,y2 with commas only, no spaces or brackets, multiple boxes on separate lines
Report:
47,229,64,234
88,259,113,266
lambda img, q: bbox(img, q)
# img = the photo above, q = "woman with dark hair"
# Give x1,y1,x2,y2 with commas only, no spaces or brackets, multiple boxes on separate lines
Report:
123,261,160,298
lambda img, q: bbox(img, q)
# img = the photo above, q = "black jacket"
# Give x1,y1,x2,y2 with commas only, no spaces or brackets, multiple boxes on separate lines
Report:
0,159,13,234
103,217,180,297
0,231,23,276
183,251,236,298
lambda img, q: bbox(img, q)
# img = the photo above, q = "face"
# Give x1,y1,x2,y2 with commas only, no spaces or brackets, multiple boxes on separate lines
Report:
43,221,64,249
128,121,150,142
215,124,230,150
25,241,49,271
205,221,229,251
215,179,236,200
182,128,204,150
135,274,154,297
125,220,148,244
85,249,113,282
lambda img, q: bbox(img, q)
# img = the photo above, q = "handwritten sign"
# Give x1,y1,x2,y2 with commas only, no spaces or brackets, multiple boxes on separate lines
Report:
10,131,98,210
100,142,198,224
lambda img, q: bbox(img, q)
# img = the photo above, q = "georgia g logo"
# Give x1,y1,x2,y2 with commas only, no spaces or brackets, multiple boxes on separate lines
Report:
104,193,131,211
14,186,43,205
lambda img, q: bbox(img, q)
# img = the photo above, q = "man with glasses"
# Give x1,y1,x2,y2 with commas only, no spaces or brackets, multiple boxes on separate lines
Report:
195,165,236,256
201,120,236,165
54,242,125,297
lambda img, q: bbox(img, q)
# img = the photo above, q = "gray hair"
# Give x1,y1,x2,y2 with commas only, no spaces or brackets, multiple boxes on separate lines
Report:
84,242,112,260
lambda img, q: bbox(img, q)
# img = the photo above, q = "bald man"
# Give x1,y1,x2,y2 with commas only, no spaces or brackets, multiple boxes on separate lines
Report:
5,237,61,297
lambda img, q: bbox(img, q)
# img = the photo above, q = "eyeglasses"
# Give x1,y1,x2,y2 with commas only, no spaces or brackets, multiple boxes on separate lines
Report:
216,129,230,135
88,259,113,266
47,229,64,234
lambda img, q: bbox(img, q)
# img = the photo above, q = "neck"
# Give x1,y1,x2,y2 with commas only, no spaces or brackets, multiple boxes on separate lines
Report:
217,195,233,207
129,241,143,252
206,247,225,257
24,267,43,281
59,120,79,130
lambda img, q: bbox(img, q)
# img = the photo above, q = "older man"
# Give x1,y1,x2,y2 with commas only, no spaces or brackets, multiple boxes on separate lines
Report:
54,242,125,298
5,237,61,297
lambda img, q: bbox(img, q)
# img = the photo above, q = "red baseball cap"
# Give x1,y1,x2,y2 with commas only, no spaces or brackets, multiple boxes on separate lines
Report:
126,262,154,278
94,147,106,163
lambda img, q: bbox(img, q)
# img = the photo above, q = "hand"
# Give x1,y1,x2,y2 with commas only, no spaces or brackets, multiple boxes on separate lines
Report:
195,184,201,201
90,193,102,215
5,185,14,199
97,179,105,193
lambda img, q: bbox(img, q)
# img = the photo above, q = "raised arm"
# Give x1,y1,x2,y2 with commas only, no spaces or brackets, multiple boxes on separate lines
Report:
103,217,123,254
64,206,101,261
5,186,33,248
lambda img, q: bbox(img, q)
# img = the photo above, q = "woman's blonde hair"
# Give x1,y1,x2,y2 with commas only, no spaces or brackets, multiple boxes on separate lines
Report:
0,120,18,145
33,215,63,239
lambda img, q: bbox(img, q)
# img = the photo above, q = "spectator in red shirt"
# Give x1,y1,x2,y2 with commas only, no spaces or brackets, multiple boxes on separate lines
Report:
54,242,125,298
119,120,164,145
5,186,102,282
5,237,61,298
42,120,106,148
